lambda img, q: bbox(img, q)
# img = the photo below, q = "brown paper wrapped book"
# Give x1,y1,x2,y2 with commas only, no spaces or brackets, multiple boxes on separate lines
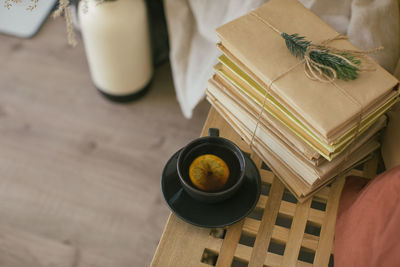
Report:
216,54,396,161
205,0,399,200
207,78,383,200
216,0,399,150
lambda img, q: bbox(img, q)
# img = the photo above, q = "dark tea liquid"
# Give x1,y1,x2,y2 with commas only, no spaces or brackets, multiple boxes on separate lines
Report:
182,142,243,192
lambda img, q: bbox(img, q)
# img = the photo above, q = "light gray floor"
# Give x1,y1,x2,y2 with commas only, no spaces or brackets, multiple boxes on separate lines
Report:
0,17,210,266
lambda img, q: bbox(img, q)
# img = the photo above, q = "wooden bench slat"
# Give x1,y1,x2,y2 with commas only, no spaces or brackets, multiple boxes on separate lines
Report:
215,220,244,267
242,218,320,251
281,198,312,266
313,177,345,266
248,179,285,267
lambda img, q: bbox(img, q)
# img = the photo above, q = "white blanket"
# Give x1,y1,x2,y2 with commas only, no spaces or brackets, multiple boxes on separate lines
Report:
164,0,399,118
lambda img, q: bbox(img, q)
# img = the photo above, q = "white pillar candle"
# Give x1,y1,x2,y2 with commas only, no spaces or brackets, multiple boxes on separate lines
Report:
79,0,153,100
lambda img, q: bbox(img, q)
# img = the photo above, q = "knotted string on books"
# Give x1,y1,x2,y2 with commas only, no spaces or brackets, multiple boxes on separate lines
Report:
248,11,383,169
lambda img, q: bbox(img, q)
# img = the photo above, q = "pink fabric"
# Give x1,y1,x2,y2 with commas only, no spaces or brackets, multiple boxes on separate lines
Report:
335,166,400,267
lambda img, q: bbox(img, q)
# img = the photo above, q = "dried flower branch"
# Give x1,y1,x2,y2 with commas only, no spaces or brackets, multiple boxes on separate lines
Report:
5,0,117,46
5,0,39,10
5,0,19,9
52,0,77,46
27,0,38,10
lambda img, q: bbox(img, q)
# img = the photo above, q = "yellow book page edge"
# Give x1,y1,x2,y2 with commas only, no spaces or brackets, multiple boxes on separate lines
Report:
216,64,397,161
218,55,399,151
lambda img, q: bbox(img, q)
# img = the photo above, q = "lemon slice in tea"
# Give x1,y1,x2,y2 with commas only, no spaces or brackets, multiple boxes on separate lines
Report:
189,154,230,192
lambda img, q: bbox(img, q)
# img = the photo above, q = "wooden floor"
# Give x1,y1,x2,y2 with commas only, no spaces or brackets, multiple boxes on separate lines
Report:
0,18,210,266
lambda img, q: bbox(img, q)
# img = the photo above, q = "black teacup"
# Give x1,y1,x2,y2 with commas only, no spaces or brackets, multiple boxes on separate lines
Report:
177,128,246,204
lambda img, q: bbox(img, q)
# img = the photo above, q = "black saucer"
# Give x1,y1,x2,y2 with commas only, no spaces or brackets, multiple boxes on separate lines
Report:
161,150,261,228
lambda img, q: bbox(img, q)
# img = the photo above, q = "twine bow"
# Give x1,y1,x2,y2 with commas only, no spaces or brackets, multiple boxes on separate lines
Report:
251,12,383,83
299,34,383,83
247,11,383,163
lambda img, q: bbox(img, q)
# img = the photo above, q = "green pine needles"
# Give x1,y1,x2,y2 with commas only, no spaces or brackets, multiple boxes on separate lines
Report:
282,33,311,58
281,32,362,81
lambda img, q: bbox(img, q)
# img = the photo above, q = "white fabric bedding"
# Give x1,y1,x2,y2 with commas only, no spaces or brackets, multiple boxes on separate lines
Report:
164,0,399,118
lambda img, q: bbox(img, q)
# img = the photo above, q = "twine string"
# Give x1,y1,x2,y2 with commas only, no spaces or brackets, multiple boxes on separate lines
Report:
248,11,372,164
303,38,382,83
249,61,303,149
332,82,363,174
251,11,282,34
250,12,382,82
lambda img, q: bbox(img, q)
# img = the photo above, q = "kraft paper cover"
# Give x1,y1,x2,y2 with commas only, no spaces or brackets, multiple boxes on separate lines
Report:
216,0,398,140
207,78,385,183
206,91,380,200
215,58,396,160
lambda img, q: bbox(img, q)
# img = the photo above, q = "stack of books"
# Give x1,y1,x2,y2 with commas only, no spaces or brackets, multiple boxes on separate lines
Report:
206,0,399,201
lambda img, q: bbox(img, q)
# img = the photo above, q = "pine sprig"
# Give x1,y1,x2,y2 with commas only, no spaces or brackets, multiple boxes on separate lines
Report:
281,33,361,81
281,33,311,58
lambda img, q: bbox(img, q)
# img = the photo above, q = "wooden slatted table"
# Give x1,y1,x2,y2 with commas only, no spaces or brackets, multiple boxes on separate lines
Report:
151,108,378,267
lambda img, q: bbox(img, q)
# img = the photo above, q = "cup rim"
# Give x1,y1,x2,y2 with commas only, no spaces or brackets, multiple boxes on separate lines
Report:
177,135,246,197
